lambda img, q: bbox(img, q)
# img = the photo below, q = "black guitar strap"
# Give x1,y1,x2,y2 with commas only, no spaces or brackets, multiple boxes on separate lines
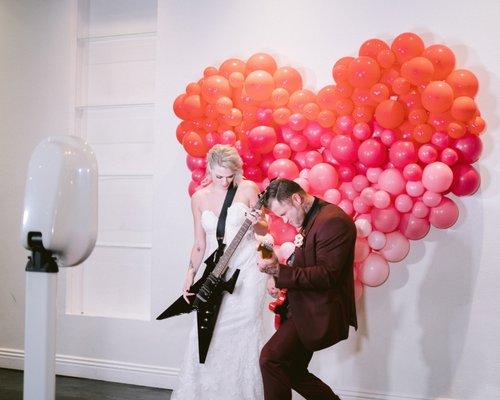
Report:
216,183,237,248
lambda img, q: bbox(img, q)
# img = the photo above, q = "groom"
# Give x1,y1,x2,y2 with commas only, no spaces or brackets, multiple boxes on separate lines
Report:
257,178,357,400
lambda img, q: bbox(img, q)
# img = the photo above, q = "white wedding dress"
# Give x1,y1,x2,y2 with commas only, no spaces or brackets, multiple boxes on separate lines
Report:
171,202,271,400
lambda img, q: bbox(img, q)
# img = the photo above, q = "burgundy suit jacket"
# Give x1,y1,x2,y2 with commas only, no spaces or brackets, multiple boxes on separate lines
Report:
276,200,357,351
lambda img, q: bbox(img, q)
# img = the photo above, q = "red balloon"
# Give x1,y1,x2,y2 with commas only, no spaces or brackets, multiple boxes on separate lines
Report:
358,139,387,167
450,164,481,196
453,134,483,164
268,159,300,180
330,135,360,164
273,143,292,159
248,126,277,154
389,141,418,168
269,216,297,245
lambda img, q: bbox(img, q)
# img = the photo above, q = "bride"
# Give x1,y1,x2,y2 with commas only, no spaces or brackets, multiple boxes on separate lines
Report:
171,144,273,400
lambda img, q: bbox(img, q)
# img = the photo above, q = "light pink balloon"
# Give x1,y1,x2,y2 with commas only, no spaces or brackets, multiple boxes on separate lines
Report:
403,163,423,181
248,125,277,154
422,190,442,207
399,213,430,240
378,168,406,195
373,190,391,209
368,230,386,250
380,129,397,146
323,188,341,205
353,196,371,214
303,121,324,149
338,199,354,215
299,168,309,178
412,201,429,218
429,197,459,228
330,135,359,164
352,175,370,192
340,182,359,201
273,143,292,159
308,163,339,193
372,206,400,233
359,252,390,287
354,238,370,262
366,167,383,184
268,159,300,180
422,162,453,193
335,115,355,134
395,194,413,213
358,139,387,167
380,231,410,262
406,180,425,197
294,177,310,192
353,122,372,140
361,187,376,205
355,218,372,238
288,113,308,131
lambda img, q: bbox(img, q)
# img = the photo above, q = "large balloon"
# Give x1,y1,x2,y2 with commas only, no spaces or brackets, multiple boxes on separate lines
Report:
359,253,390,287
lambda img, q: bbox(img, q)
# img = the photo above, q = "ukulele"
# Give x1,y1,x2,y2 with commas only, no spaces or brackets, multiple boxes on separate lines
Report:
257,242,288,330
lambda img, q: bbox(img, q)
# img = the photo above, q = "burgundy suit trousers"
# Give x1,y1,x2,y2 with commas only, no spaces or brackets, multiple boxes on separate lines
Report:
259,317,340,400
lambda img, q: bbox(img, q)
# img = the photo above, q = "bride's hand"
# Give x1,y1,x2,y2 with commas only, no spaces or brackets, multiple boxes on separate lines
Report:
266,275,279,298
182,268,196,303
244,208,263,225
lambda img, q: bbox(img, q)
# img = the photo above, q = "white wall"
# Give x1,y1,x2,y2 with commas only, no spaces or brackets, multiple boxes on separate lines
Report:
1,1,500,400
156,1,500,400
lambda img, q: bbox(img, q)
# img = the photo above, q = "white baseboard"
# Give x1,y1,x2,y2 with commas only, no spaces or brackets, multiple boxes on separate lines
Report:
0,347,449,400
0,347,178,389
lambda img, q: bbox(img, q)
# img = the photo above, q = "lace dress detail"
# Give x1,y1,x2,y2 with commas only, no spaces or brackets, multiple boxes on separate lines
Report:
171,202,271,400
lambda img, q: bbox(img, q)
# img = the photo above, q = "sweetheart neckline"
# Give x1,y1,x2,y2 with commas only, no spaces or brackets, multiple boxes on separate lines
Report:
201,201,249,219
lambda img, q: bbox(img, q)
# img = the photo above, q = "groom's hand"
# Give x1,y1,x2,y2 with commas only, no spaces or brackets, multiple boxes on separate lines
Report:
257,252,279,277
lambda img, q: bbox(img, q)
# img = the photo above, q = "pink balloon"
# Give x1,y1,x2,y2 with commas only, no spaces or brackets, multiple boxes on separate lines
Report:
330,135,359,164
355,218,372,238
380,231,410,262
322,148,338,165
305,150,323,168
353,196,371,214
273,143,292,159
378,168,406,195
353,122,372,140
220,130,236,145
399,213,430,240
418,144,439,164
256,108,273,124
268,159,300,180
339,182,359,201
320,132,334,148
288,113,308,131
453,134,483,164
371,206,400,233
431,131,451,149
292,151,308,169
354,238,370,263
188,180,200,196
440,148,459,166
186,155,206,171
191,168,205,183
308,163,339,193
260,153,275,174
294,177,310,192
289,134,309,152
335,115,355,134
429,197,459,228
380,129,398,147
406,180,425,197
358,138,387,167
299,168,309,178
366,167,383,183
422,162,454,193
403,163,422,181
338,199,354,215
395,194,413,213
450,164,481,196
269,217,297,245
389,141,418,168
303,121,324,149
244,165,263,182
280,125,296,143
323,188,341,205
422,190,442,207
368,230,386,250
361,187,376,205
278,241,296,263
352,175,370,192
412,201,429,218
359,252,390,287
373,190,391,209
248,125,277,154
338,165,357,182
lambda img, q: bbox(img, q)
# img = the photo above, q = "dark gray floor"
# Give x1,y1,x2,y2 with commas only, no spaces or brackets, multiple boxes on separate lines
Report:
0,368,172,400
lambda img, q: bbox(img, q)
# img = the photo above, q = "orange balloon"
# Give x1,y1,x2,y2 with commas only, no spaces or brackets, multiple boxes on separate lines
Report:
288,89,316,112
273,67,303,93
332,57,354,84
334,98,354,115
392,77,411,95
401,57,435,85
413,123,433,143
352,105,374,123
351,87,373,106
377,49,396,69
219,58,246,78
359,38,390,59
468,116,486,135
422,45,456,80
182,131,207,157
204,103,218,119
173,94,188,119
428,111,453,131
348,56,381,88
336,83,354,98
317,110,336,128
271,88,290,107
451,96,477,121
370,83,390,103
447,122,466,139
222,108,243,126
203,67,218,77
186,82,201,95
446,69,479,98
246,53,277,74
408,108,428,125
215,96,233,115
391,32,425,63
201,75,231,104
303,102,320,120
183,94,205,119
273,107,291,125
380,68,400,89
244,70,275,101
375,99,406,129
421,81,454,113
176,121,195,144
228,72,245,88
317,85,340,110
399,89,423,110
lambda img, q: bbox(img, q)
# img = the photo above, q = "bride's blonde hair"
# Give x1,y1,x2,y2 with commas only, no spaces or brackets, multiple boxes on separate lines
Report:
205,144,243,185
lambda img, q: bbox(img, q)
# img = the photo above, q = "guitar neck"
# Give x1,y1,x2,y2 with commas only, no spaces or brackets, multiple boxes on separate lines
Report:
213,218,253,277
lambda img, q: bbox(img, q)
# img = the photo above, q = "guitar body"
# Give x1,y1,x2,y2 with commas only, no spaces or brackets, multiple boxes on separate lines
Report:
269,288,288,330
156,245,240,363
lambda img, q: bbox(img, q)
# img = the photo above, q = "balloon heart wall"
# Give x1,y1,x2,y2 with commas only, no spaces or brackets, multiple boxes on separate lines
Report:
174,32,485,299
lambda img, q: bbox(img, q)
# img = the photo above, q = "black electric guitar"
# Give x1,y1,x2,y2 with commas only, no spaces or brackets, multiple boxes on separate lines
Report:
156,192,267,363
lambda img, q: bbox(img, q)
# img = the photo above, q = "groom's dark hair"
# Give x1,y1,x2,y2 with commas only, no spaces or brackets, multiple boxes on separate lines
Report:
263,178,306,208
